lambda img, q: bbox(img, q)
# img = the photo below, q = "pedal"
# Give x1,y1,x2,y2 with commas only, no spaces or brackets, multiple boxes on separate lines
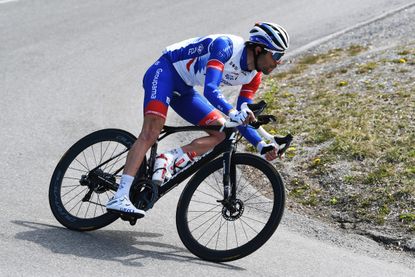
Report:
129,218,137,226
115,212,145,225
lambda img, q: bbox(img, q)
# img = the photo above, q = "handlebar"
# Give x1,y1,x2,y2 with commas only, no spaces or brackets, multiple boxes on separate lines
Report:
222,101,293,156
223,101,268,128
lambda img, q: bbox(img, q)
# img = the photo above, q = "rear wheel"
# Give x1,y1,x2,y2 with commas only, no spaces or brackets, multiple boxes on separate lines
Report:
176,153,285,262
49,129,136,231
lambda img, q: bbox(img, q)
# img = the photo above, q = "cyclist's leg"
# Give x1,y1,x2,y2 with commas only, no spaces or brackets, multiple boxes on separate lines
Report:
170,89,226,156
108,55,174,213
123,56,175,176
123,115,164,176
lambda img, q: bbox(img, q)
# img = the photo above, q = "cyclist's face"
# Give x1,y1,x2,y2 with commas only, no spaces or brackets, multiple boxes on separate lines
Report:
257,51,282,75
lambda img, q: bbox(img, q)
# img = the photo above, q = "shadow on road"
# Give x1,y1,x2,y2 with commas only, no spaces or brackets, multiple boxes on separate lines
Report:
12,220,245,270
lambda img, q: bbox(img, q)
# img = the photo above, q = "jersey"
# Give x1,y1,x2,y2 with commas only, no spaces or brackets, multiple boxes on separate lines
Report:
140,35,263,147
163,34,260,114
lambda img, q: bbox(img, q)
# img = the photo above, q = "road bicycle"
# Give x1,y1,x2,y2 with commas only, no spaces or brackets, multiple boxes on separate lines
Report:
49,101,293,262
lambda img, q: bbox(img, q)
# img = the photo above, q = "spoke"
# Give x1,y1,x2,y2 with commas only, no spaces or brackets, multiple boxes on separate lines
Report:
67,198,82,214
211,171,223,197
97,194,105,214
188,203,222,223
195,188,221,201
239,217,261,234
245,201,274,205
214,216,224,250
62,184,81,188
68,166,88,174
63,187,88,206
243,184,265,202
82,151,90,171
101,141,112,164
74,158,89,172
188,210,220,213
226,221,229,250
75,199,84,217
189,208,222,230
188,199,220,206
239,217,249,241
103,143,121,171
85,200,106,207
61,184,83,198
202,214,226,246
196,213,222,241
63,176,81,181
241,214,267,225
85,197,92,218
94,194,98,218
105,151,127,174
105,190,115,200
236,172,251,195
204,173,222,196
236,167,244,194
233,221,239,247
91,145,98,167
244,192,267,203
99,142,103,164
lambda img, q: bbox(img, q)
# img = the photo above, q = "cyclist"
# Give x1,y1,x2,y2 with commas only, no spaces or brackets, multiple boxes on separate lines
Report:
106,22,290,217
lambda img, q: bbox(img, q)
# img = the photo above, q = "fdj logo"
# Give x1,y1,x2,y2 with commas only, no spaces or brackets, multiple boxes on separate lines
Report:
188,44,204,55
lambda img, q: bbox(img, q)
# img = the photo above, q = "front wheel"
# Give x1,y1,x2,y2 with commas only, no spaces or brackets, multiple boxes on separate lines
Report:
176,153,285,262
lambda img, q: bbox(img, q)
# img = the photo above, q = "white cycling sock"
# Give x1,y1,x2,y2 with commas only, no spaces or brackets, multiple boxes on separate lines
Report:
114,174,134,199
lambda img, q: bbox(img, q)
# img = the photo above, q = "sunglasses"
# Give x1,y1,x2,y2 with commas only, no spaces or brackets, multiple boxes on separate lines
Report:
265,48,285,61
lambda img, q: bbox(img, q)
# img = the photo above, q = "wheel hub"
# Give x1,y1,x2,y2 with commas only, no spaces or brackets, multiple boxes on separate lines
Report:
80,169,116,194
222,199,244,221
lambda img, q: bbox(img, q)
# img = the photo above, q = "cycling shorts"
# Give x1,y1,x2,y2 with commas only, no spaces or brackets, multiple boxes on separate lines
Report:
142,55,223,125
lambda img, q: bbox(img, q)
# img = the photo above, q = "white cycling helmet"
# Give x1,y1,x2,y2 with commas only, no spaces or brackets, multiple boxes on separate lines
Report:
249,22,289,53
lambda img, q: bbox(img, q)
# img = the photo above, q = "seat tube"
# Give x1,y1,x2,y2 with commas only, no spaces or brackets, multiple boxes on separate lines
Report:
148,142,159,175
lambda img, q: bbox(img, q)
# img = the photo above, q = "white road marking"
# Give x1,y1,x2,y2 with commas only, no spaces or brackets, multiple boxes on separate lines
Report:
288,1,415,58
0,0,19,4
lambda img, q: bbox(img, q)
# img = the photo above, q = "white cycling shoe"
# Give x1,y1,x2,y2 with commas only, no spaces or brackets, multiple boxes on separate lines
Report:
106,195,146,217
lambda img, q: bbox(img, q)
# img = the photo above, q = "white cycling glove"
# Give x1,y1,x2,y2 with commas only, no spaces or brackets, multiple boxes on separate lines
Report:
257,141,277,156
228,105,252,125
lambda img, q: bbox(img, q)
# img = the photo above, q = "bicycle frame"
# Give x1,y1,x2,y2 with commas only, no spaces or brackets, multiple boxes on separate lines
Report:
151,125,239,200
86,102,290,205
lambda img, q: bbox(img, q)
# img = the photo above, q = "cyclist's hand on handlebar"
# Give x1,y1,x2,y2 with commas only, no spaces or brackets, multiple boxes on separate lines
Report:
257,142,279,161
228,105,256,125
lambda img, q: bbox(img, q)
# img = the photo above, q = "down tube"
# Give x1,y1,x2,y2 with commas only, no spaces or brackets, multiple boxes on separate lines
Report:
157,144,227,198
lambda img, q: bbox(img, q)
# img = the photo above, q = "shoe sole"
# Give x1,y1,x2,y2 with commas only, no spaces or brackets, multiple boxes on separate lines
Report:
107,208,146,218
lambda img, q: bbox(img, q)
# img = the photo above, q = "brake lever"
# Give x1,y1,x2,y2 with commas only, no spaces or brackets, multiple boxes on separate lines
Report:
274,134,293,156
249,115,276,129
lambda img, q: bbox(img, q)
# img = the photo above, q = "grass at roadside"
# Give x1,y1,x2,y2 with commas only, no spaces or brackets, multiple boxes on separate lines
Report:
254,42,415,236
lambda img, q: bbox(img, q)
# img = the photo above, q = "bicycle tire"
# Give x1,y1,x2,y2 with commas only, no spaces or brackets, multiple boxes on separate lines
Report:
49,129,136,231
176,153,285,262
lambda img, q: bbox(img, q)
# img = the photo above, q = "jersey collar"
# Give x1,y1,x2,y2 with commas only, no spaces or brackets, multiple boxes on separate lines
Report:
240,46,250,71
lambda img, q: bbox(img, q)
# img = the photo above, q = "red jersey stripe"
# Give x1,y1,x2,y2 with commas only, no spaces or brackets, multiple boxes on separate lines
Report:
239,90,255,99
207,59,225,72
239,72,261,99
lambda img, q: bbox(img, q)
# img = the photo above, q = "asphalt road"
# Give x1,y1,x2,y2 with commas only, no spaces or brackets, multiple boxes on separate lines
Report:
1,0,414,276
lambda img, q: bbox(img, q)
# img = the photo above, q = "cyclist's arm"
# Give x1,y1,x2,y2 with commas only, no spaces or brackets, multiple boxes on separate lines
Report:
236,72,264,148
203,36,234,115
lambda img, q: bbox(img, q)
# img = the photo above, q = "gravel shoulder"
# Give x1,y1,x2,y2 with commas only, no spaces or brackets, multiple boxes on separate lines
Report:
259,4,415,269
